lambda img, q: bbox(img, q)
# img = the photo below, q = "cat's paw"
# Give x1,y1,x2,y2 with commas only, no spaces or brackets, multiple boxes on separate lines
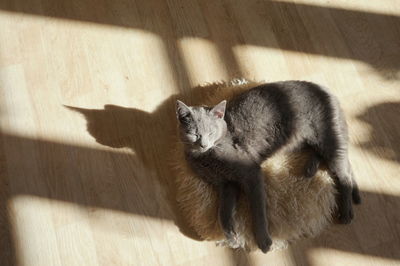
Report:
337,198,354,224
304,165,318,178
217,231,244,249
304,155,321,178
352,188,362,205
256,234,272,253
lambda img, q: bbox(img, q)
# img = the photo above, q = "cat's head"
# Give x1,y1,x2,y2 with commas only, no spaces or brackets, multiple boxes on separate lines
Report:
175,100,227,153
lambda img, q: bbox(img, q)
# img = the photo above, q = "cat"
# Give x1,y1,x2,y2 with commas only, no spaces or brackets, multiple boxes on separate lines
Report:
175,80,361,253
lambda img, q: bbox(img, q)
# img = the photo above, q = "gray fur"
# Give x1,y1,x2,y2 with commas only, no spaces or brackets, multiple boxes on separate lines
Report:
176,81,361,253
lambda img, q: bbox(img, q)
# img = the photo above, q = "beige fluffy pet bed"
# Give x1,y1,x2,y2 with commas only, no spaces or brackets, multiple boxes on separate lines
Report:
171,79,337,251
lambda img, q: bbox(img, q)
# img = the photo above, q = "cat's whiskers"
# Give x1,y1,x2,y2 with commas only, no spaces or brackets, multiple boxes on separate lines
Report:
213,144,224,151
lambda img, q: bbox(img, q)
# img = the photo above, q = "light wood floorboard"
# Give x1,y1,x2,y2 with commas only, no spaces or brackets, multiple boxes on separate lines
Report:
0,0,399,265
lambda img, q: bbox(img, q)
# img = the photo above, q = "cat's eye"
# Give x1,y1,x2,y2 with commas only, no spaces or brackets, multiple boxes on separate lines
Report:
186,133,199,143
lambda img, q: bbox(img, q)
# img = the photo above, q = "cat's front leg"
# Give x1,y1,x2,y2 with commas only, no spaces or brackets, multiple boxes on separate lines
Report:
242,168,272,253
218,182,241,246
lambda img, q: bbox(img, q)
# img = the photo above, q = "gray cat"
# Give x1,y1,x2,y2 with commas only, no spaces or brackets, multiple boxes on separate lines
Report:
176,81,361,253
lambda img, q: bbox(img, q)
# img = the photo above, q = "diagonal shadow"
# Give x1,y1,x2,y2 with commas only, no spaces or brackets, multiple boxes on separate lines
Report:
288,190,400,266
0,0,399,79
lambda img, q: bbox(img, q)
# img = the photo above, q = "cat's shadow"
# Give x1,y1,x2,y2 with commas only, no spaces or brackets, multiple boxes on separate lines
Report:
66,83,222,240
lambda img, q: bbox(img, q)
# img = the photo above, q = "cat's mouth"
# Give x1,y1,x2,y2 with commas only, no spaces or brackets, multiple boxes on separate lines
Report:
192,145,213,153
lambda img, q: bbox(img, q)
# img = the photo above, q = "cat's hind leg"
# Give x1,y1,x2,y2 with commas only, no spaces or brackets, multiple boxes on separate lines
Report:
312,134,357,223
309,123,359,223
326,153,356,224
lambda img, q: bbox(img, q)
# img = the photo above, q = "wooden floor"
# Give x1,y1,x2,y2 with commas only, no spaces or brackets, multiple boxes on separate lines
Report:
0,0,399,265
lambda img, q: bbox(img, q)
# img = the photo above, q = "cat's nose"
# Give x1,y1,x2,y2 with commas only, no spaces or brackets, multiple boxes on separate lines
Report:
199,143,207,148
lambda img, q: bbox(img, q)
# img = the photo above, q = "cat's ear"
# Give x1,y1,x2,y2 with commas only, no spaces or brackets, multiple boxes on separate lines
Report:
176,100,192,123
211,100,226,119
